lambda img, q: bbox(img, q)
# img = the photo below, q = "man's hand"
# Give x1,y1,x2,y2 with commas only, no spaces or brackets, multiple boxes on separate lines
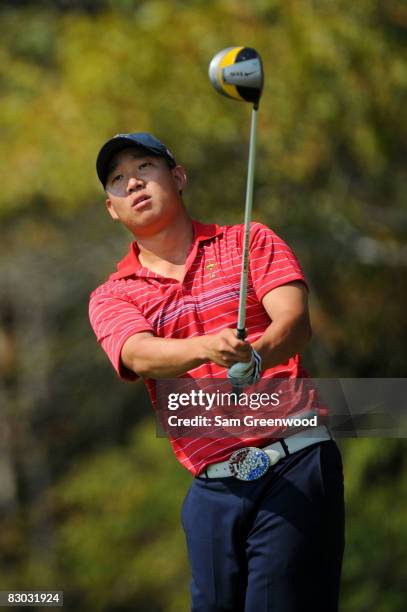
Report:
201,328,252,368
227,348,262,388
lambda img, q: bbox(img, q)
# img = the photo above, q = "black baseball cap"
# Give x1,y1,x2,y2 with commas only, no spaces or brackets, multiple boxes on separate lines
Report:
96,132,177,186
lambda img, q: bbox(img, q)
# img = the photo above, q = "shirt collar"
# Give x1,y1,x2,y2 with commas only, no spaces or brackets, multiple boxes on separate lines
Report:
109,220,222,280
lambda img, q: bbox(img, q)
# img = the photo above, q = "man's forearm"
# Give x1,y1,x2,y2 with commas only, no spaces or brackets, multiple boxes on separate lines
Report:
122,328,251,379
125,335,207,379
252,312,312,371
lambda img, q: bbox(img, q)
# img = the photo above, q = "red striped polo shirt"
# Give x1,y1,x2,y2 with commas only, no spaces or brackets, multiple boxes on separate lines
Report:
89,220,313,476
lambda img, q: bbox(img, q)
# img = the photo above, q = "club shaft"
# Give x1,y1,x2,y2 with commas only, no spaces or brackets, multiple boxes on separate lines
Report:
237,107,258,340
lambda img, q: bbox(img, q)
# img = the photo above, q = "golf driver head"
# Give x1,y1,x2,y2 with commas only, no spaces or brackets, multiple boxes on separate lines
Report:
209,46,264,107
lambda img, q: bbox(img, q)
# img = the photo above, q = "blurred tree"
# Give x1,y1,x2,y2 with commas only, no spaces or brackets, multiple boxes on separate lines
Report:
54,420,191,611
0,0,107,13
0,1,406,610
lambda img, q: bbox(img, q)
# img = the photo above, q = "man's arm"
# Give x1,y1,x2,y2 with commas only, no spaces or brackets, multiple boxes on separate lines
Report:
252,281,312,370
121,281,309,379
121,328,252,379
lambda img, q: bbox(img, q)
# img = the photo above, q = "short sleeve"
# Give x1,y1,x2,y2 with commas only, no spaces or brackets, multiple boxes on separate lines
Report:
248,222,307,302
89,283,154,381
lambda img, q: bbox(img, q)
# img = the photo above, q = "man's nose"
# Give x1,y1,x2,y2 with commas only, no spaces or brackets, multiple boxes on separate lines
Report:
127,176,144,192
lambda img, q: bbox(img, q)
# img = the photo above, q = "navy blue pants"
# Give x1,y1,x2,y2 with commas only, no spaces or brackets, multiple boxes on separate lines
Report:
181,440,345,612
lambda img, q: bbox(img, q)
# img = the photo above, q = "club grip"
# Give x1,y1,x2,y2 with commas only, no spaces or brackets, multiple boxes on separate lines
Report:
237,328,247,341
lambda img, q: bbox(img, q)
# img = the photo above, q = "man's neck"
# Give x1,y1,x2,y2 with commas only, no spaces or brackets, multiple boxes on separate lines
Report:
136,216,194,269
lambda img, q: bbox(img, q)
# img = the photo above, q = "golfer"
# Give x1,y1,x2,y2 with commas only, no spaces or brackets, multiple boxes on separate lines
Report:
89,132,345,612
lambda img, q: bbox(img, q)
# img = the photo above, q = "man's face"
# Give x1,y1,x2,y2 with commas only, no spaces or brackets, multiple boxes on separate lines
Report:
104,146,187,237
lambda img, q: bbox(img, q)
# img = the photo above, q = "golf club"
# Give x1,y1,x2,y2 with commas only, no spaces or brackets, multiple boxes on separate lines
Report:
209,46,264,341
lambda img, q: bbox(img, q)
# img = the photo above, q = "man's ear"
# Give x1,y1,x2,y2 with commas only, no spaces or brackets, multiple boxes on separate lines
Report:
105,197,119,220
172,165,187,193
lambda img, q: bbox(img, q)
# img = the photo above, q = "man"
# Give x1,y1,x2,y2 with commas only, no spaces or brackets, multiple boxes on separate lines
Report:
89,132,345,612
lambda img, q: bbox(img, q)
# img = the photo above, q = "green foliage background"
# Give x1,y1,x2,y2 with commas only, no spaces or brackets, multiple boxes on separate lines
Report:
0,1,406,610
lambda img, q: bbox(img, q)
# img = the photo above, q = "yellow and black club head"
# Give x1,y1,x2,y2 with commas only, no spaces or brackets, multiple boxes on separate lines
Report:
208,47,264,108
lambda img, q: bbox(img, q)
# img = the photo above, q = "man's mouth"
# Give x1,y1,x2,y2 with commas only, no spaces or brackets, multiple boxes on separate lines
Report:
131,194,152,209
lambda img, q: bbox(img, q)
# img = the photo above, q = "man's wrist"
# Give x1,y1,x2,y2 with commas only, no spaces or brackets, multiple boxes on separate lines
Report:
251,348,263,374
251,342,265,368
188,336,210,364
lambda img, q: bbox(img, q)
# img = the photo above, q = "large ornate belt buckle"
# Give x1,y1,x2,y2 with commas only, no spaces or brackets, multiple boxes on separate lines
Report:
228,447,270,481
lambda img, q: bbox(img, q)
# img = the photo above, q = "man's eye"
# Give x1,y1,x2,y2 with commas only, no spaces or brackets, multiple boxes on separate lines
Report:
111,174,123,183
139,162,151,169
